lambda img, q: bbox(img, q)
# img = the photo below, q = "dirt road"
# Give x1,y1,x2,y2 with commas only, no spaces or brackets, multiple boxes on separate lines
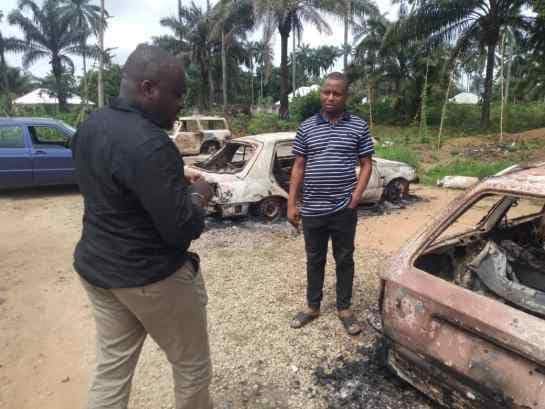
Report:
0,185,460,409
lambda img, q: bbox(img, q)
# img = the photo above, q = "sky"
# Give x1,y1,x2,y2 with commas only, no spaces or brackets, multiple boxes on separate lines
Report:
0,0,398,79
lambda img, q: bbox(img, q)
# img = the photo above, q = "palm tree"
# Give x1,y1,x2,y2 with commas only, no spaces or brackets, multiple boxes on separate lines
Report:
254,38,274,103
9,0,81,111
58,0,107,107
328,0,379,71
0,10,25,113
253,0,332,119
212,0,255,110
156,1,215,110
393,0,534,128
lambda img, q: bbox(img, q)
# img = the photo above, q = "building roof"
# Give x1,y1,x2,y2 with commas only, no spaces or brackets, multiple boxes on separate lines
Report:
13,88,93,105
449,92,480,104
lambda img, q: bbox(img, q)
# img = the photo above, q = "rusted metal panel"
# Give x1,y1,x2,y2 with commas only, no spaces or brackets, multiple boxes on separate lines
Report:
383,280,545,408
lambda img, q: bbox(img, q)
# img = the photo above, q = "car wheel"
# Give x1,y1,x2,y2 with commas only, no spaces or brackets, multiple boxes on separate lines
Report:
258,197,286,222
201,141,220,155
383,178,409,203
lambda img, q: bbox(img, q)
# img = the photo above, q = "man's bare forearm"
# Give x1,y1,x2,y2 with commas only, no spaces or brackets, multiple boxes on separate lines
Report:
289,156,305,206
352,157,373,203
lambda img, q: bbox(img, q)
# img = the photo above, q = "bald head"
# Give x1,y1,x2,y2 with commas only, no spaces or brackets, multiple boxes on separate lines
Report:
120,44,186,129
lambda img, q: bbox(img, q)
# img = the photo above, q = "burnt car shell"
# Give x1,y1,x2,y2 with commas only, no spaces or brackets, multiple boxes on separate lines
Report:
379,163,545,409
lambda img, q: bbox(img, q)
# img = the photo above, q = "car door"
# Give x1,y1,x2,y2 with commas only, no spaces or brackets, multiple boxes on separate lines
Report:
0,124,33,188
28,124,75,186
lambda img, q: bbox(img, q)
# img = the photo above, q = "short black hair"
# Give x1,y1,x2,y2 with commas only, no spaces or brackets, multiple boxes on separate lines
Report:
324,72,349,92
122,44,184,84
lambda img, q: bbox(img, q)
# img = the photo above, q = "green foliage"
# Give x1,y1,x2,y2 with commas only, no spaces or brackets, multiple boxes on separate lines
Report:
290,90,321,121
422,160,515,185
375,145,420,169
82,65,121,104
246,113,297,135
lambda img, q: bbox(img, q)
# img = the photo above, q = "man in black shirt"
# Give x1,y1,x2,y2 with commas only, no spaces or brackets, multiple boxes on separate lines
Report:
72,45,213,409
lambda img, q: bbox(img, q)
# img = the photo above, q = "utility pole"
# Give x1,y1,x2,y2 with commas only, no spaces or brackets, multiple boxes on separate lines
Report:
98,0,105,108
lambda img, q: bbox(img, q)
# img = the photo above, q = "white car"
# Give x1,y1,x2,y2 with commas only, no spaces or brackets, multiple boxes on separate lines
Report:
186,132,418,220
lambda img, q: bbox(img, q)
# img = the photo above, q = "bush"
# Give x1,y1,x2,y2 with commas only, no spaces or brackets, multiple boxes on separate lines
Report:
246,113,298,135
11,104,85,127
290,91,321,122
422,159,515,185
375,145,420,169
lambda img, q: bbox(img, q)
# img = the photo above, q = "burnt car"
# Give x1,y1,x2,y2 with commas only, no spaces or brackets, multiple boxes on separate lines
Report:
170,116,231,155
380,163,545,408
186,132,417,221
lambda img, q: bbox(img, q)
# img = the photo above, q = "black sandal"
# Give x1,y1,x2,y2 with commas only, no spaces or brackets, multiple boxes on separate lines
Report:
290,311,319,329
339,315,362,335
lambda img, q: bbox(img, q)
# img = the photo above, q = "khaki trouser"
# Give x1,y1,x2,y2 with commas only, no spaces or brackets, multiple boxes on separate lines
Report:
80,261,213,409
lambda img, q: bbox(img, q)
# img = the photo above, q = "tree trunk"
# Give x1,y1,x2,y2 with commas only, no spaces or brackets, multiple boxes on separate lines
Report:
222,31,227,111
208,54,215,107
98,0,105,108
1,52,11,114
343,6,349,71
81,38,89,107
367,79,373,129
52,57,68,112
279,25,290,119
260,64,264,104
438,69,453,150
250,58,254,107
500,33,506,142
292,29,296,97
505,35,513,104
481,42,497,129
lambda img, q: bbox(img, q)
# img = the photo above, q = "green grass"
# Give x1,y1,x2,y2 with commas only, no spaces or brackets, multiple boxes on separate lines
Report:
422,160,515,185
375,145,420,169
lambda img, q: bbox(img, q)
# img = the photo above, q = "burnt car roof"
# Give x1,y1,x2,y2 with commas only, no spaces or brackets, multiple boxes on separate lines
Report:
479,162,545,197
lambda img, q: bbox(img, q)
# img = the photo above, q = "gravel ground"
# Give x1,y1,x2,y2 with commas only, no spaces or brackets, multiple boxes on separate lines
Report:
126,205,435,409
2,186,456,409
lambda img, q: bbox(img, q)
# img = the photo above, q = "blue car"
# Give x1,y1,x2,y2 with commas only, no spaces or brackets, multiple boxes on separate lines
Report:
0,117,76,189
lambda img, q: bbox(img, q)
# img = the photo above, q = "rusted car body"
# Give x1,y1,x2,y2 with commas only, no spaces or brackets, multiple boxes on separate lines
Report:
379,163,545,408
170,116,231,155
186,132,417,220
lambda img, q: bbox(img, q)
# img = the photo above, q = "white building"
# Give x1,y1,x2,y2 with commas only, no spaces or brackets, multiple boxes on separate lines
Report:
13,88,94,106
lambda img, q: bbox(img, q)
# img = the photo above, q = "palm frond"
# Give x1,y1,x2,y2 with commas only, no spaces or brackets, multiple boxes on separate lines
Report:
21,47,48,68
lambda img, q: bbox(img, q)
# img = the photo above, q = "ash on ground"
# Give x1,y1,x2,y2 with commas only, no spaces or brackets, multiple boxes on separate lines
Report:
313,320,440,409
205,195,424,232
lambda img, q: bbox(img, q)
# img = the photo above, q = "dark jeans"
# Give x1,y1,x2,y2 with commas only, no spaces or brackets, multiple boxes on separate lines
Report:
302,207,358,311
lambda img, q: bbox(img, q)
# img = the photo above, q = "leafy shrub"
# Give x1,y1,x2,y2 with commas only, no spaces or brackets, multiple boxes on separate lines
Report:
290,91,321,122
246,113,298,135
422,159,515,185
375,145,420,169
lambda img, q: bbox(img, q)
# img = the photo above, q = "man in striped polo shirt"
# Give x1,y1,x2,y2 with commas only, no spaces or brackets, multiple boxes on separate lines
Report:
288,72,374,336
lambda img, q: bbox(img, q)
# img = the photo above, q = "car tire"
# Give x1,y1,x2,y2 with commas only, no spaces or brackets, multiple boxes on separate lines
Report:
201,141,220,155
383,178,409,203
257,197,286,222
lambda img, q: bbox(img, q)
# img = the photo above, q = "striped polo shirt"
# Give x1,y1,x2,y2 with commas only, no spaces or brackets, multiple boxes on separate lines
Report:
292,111,374,217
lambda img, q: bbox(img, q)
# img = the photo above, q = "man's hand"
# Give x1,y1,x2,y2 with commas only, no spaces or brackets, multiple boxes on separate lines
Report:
288,203,301,231
185,168,204,184
348,194,359,209
190,179,214,208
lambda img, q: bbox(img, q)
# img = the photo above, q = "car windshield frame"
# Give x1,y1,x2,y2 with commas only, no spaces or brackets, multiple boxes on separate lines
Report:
193,140,259,174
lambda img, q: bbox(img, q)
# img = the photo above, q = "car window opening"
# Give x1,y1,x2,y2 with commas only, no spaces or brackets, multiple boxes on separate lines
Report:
194,143,256,174
203,120,227,130
272,143,294,192
414,195,545,319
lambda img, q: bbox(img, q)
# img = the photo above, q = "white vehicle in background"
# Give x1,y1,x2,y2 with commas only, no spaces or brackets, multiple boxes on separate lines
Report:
170,116,231,155
185,132,418,221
